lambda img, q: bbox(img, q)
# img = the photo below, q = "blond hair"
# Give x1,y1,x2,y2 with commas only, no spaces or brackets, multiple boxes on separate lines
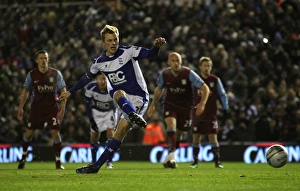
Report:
100,24,119,41
199,56,213,66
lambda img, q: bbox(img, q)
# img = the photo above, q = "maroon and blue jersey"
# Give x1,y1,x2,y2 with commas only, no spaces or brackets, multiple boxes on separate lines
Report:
24,67,66,107
193,74,228,121
157,66,204,109
157,66,205,131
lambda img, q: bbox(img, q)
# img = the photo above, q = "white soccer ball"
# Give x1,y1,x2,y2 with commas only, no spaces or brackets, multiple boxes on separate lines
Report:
266,144,288,168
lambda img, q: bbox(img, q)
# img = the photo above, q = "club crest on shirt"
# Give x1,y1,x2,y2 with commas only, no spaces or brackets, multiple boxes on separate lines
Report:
210,82,214,88
165,111,169,116
182,79,186,85
49,77,54,83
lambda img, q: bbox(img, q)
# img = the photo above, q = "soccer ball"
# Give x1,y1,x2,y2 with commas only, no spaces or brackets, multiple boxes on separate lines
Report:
266,144,288,168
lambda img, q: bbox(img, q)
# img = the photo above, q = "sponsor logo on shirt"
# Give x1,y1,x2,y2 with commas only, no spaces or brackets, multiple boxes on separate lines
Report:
37,85,54,92
170,87,186,94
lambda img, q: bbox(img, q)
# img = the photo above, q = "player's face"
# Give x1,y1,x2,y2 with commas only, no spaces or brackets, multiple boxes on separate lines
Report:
168,54,182,73
200,61,212,77
103,33,119,56
96,74,107,90
36,53,49,69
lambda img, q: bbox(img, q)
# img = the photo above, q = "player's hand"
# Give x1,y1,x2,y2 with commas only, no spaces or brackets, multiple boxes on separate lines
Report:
17,109,24,121
147,105,155,117
195,103,205,116
154,37,166,47
59,91,71,100
90,118,98,132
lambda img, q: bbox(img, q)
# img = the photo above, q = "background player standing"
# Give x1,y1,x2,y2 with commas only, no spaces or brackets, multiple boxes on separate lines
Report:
147,52,209,168
59,24,166,173
84,74,118,169
17,50,67,169
190,56,229,168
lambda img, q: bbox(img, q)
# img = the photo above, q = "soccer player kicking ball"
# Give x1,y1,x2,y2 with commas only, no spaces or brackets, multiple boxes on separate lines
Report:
190,57,229,168
147,52,209,168
59,24,166,173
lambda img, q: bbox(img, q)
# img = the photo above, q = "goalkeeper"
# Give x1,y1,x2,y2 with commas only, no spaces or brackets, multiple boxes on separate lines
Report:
84,74,118,169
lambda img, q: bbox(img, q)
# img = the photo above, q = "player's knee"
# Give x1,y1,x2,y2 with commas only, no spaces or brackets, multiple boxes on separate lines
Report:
113,90,126,101
208,134,218,142
51,131,61,140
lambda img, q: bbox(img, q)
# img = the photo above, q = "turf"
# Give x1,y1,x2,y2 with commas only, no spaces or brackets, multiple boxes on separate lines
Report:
0,161,299,191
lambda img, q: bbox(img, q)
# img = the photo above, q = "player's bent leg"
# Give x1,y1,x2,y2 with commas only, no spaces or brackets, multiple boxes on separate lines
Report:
115,92,145,127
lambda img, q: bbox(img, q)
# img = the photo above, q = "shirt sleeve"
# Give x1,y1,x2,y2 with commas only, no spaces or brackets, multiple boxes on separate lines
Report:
69,72,95,94
56,70,66,89
189,70,204,88
24,73,32,90
135,46,160,59
84,84,93,99
156,73,164,89
217,78,229,110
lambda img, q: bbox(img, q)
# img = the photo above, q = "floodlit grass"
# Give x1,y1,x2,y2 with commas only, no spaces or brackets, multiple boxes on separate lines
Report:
0,161,299,191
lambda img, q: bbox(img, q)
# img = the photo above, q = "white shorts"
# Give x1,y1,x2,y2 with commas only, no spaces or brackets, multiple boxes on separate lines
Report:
92,109,118,133
114,94,148,124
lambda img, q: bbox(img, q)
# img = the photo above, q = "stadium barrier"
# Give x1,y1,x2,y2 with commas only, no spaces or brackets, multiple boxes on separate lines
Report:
1,143,299,164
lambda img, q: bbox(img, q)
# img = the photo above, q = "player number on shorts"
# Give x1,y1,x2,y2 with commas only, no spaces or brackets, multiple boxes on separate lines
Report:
52,117,58,125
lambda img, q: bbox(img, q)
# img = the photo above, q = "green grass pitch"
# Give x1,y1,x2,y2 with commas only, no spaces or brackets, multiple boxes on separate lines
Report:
0,161,299,191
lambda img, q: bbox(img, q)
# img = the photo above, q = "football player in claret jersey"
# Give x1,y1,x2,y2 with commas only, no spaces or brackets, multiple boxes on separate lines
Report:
147,52,210,168
190,57,229,168
17,50,67,169
84,74,118,169
59,24,166,173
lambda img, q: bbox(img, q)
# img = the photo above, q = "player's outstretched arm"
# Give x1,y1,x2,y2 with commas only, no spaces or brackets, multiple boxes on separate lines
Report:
59,72,95,101
144,37,167,58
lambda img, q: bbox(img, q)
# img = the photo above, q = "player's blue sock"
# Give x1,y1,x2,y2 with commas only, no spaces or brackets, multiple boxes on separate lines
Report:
117,97,136,115
106,138,113,163
94,138,121,168
90,142,99,163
